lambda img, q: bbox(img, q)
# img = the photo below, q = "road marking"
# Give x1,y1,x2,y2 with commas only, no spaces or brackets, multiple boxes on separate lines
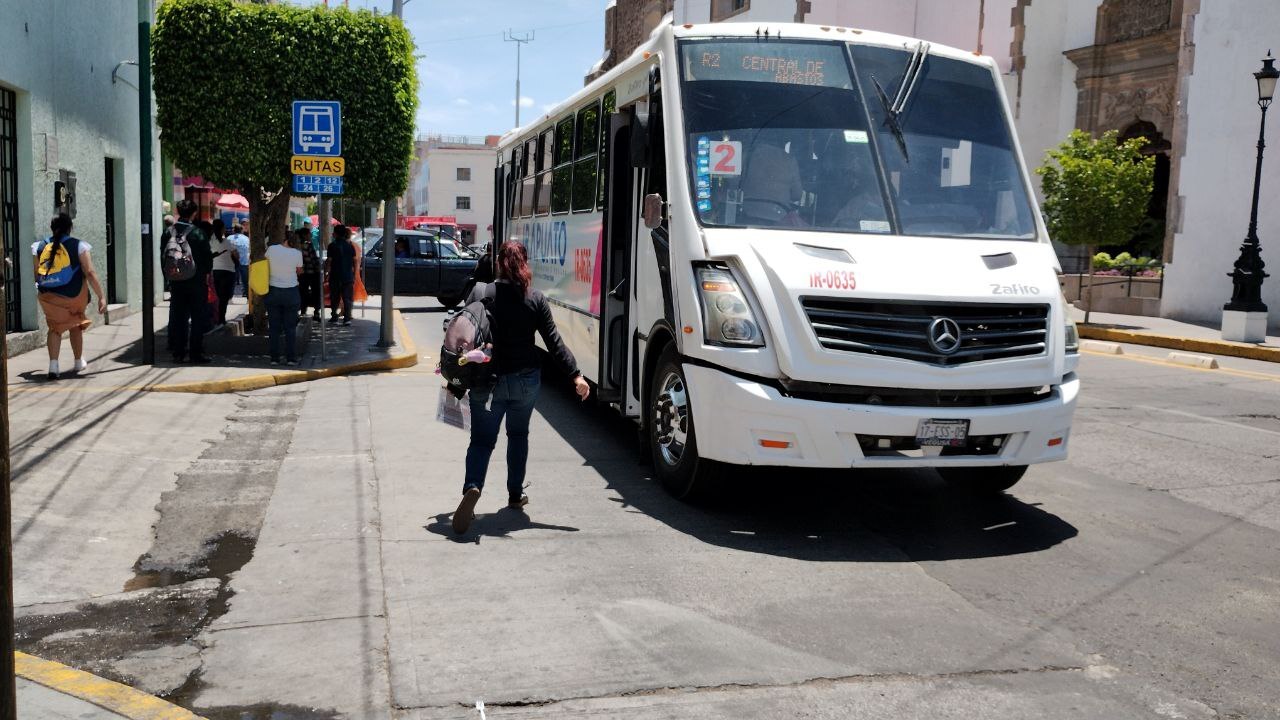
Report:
15,651,207,719
1083,347,1280,384
1134,405,1280,438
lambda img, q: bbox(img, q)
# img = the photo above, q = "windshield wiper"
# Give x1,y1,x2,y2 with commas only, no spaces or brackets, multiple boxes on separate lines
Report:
870,41,930,162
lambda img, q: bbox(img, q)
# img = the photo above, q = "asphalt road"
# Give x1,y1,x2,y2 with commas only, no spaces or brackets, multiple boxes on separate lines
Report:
378,301,1280,719
10,297,1280,719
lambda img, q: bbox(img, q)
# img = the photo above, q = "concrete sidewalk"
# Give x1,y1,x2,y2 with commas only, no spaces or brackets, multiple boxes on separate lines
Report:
6,296,418,394
1069,306,1280,362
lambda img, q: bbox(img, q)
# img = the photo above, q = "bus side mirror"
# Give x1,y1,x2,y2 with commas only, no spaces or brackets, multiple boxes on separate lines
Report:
642,193,664,229
629,108,649,168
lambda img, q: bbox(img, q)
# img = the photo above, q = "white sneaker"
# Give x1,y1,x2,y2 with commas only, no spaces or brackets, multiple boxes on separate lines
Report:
74,358,89,373
48,359,59,378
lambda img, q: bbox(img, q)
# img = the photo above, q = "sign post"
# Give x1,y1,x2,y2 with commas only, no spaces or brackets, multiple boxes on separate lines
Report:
292,100,344,362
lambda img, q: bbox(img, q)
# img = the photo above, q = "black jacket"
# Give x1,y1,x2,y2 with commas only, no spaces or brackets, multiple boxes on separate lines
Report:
473,281,579,377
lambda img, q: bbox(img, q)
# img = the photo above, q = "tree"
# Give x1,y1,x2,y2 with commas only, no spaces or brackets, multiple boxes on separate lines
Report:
1037,129,1154,322
152,0,417,324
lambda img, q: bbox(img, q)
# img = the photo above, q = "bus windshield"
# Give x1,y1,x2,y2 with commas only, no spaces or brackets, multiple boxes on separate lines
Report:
678,39,1036,240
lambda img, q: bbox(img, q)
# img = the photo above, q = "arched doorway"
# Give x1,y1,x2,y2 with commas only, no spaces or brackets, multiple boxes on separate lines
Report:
1119,120,1170,260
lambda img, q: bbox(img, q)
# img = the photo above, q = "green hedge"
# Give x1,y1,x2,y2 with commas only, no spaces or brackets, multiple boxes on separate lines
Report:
153,0,417,200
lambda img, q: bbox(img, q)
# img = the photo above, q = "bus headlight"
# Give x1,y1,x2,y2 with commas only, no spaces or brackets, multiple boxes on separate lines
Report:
1064,319,1080,353
696,265,765,348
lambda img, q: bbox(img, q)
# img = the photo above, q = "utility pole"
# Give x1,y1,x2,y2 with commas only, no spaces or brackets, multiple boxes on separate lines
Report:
378,0,406,347
140,0,156,364
1,232,15,720
319,199,330,359
504,30,534,128
976,0,986,56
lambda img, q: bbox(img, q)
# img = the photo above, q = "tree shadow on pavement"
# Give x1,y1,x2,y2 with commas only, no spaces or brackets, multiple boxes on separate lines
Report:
533,371,1079,564
425,507,580,543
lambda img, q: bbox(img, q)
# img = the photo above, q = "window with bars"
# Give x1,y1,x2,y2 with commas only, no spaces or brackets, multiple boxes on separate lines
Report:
1,87,21,332
711,0,749,21
456,196,471,210
456,167,471,181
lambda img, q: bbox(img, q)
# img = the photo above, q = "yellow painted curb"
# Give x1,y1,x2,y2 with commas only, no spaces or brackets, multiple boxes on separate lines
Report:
15,651,206,719
1078,325,1280,364
147,309,419,394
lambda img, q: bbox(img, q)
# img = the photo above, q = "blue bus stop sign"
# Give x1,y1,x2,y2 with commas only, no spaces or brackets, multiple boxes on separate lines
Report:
292,100,342,157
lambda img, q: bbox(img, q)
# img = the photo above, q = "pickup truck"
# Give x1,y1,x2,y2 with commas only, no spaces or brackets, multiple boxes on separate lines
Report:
361,229,478,307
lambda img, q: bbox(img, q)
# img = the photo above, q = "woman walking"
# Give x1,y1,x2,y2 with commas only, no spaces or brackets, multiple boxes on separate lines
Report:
453,242,590,534
264,232,304,366
32,213,107,379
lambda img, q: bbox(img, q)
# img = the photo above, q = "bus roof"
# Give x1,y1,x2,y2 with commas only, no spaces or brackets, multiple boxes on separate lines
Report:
498,20,996,150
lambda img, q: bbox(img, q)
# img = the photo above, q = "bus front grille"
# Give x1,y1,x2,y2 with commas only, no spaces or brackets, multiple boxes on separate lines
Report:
800,298,1050,366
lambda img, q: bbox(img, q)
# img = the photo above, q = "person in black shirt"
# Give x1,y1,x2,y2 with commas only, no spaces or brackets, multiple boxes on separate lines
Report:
327,225,357,325
164,199,213,363
453,241,589,534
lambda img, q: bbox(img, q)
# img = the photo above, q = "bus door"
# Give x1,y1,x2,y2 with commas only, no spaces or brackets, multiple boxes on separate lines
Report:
597,114,636,407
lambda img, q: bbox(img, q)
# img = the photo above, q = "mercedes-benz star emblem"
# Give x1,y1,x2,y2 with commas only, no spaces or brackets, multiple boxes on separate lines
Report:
928,317,962,355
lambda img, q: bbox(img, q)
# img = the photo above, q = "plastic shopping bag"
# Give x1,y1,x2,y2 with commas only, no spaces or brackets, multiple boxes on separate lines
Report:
436,387,471,431
248,259,270,296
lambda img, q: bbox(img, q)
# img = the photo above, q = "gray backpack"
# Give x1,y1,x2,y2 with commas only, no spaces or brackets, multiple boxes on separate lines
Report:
163,224,197,282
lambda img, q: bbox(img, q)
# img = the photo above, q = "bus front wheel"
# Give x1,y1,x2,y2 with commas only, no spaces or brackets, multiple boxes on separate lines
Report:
937,465,1027,495
648,346,720,501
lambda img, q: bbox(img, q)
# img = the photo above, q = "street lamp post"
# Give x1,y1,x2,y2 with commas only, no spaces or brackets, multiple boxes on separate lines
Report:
1223,51,1278,343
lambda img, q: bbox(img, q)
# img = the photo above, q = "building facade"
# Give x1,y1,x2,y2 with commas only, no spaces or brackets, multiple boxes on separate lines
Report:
407,135,500,246
1,1,158,354
1014,0,1280,329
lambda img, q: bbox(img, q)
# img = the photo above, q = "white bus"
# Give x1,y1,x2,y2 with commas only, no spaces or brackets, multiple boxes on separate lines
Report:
492,21,1079,500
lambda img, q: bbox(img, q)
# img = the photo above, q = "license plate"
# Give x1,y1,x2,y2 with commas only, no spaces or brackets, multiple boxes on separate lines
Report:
916,419,970,447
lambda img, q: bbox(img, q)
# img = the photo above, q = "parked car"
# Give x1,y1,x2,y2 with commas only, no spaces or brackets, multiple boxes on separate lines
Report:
362,229,478,307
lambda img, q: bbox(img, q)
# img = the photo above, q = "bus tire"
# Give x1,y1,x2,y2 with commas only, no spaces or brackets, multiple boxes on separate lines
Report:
647,346,720,501
937,465,1028,495
438,293,463,309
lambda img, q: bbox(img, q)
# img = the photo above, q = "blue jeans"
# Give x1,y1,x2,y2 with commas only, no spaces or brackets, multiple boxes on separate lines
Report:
236,264,249,297
464,368,540,498
265,286,301,361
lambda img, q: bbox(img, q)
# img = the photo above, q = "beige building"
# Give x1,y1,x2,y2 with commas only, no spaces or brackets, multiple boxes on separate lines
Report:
406,135,499,246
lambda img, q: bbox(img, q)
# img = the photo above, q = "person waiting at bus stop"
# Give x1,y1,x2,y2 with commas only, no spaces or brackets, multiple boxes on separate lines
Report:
326,225,357,325
295,227,322,321
164,199,213,363
452,241,590,534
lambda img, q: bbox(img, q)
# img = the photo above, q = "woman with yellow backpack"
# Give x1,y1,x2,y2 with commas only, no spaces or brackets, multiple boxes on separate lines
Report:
32,213,107,379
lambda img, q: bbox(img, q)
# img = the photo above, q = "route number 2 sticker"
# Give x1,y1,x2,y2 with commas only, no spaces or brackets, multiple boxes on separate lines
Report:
709,141,742,176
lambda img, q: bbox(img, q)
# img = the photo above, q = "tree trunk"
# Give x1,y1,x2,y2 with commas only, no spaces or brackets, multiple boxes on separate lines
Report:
243,183,291,334
1083,244,1096,325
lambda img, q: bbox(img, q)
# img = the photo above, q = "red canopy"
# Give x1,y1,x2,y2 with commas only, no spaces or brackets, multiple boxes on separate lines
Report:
307,215,344,227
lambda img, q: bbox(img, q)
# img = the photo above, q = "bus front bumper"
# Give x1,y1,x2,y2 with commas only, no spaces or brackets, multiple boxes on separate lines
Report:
684,364,1078,469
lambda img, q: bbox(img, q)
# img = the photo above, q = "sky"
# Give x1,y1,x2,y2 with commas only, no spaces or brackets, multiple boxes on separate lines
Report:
322,0,608,138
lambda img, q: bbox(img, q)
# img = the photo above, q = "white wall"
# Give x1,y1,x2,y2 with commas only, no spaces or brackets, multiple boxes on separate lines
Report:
425,146,495,244
1162,0,1280,330
1010,0,1103,203
0,0,151,338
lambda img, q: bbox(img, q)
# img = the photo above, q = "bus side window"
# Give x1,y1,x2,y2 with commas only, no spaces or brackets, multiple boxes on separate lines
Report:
572,100,600,213
521,139,537,217
536,128,553,216
551,115,575,214
507,152,520,221
598,89,616,210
